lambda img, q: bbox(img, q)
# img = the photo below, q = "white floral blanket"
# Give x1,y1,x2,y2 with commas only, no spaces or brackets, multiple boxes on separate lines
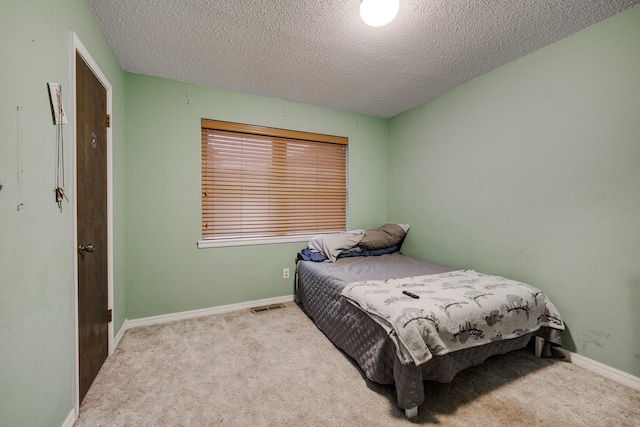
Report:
341,270,564,366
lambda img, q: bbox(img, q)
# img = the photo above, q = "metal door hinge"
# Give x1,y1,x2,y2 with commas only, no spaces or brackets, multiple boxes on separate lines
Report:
106,309,113,322
105,114,111,128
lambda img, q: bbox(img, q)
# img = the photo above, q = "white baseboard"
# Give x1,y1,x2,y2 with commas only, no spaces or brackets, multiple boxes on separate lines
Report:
555,348,640,391
114,320,127,349
121,294,294,331
61,409,76,427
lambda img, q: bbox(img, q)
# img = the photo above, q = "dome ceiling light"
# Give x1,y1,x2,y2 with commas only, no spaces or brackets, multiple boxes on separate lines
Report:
360,0,400,27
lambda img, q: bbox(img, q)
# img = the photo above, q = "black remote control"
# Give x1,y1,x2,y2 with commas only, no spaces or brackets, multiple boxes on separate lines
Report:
402,290,420,299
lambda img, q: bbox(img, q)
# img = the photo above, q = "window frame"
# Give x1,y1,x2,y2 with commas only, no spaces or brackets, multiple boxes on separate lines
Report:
198,119,348,249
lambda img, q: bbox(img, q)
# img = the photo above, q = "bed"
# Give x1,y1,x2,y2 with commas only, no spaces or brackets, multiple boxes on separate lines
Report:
295,247,564,418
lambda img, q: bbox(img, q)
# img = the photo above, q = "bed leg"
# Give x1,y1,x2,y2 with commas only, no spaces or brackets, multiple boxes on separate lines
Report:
405,406,418,418
534,336,545,358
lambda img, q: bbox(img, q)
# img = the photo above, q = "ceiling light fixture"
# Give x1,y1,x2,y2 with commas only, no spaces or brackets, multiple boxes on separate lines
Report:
360,0,399,27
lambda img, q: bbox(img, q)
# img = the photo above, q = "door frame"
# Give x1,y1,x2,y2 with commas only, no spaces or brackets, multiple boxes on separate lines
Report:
69,32,114,414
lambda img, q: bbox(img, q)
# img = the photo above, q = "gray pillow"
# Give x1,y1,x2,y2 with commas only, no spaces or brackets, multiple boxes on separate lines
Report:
359,223,408,251
308,230,365,262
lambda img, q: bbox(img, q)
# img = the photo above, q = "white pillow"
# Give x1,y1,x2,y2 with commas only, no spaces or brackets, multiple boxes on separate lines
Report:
308,230,365,262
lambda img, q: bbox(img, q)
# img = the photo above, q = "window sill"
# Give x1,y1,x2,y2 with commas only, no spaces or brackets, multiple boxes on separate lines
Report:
197,235,315,249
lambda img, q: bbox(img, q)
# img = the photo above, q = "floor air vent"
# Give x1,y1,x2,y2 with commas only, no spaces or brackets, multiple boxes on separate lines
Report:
250,304,284,313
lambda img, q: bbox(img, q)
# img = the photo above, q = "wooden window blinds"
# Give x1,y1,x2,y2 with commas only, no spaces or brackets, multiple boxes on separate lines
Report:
201,119,348,241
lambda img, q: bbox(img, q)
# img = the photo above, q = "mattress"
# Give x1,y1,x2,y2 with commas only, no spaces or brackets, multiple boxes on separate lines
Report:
296,253,561,410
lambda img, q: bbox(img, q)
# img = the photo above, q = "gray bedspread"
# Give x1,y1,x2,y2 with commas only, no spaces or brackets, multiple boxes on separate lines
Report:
296,253,562,410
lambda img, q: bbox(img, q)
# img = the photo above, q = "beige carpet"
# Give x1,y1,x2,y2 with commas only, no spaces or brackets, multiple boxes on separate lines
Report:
75,302,640,426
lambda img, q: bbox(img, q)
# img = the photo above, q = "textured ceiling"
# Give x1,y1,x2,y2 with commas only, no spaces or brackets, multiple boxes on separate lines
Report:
88,0,639,118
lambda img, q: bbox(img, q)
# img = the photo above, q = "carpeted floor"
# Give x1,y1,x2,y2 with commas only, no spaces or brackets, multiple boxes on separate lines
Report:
75,302,640,426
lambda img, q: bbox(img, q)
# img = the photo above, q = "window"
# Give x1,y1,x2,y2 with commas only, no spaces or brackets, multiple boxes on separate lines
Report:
201,119,348,245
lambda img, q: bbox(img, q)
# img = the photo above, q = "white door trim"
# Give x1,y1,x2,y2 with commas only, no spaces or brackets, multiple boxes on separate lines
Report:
69,31,114,416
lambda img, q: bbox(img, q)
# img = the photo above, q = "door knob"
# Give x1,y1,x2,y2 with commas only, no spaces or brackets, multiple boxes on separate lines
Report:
78,243,95,253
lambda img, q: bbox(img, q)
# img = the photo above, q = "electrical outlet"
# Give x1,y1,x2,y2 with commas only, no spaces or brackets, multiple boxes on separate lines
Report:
283,268,290,279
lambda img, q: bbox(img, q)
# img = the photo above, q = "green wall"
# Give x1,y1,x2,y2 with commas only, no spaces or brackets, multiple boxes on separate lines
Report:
124,74,388,319
0,0,126,426
389,6,640,376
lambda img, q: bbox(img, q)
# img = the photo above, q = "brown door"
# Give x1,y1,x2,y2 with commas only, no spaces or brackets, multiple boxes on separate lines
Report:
76,52,109,403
